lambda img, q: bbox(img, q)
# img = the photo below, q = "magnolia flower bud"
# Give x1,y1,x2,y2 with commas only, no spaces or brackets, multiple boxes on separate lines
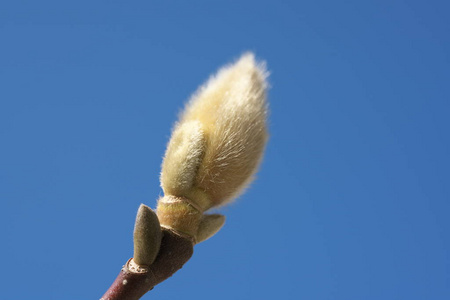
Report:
158,52,269,239
103,54,269,299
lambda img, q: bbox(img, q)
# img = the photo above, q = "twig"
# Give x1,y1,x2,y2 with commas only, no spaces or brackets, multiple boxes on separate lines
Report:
101,228,193,300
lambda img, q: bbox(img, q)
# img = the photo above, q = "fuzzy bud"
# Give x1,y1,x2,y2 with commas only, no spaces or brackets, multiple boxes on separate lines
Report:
158,52,269,239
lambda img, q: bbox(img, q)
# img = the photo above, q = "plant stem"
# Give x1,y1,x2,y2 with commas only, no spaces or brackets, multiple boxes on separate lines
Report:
101,229,194,300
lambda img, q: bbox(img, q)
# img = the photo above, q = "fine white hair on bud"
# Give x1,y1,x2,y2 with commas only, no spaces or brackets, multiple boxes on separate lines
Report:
160,120,205,197
160,52,269,212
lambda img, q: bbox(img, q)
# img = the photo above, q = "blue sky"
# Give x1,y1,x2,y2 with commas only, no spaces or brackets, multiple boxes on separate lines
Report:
1,1,449,299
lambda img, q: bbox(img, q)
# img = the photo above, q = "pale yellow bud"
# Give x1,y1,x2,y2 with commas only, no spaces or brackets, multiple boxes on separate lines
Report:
160,52,269,213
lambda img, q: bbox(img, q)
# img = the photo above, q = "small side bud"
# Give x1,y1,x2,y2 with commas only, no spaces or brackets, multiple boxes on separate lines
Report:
196,214,226,243
133,204,162,266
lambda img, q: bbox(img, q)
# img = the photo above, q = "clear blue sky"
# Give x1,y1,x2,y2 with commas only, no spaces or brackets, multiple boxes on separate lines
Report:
1,1,449,299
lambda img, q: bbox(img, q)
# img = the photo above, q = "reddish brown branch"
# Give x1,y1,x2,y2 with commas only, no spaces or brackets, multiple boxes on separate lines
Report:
101,229,194,300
